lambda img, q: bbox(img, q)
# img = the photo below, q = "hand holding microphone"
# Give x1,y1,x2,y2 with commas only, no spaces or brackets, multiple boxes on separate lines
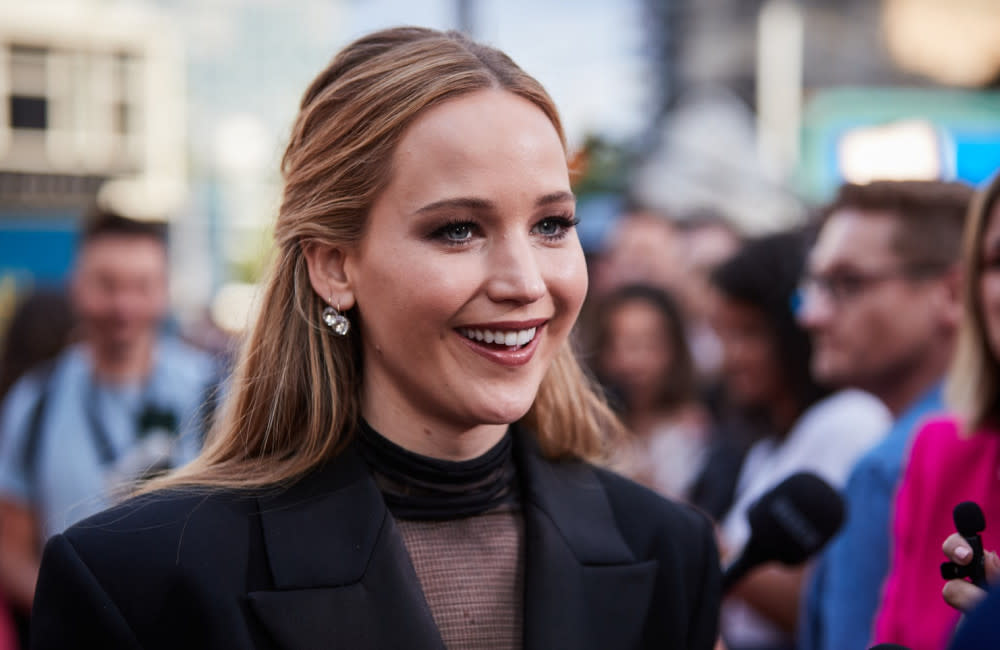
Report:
941,501,1000,613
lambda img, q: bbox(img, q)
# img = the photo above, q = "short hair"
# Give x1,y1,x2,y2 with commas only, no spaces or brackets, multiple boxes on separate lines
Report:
80,205,168,247
947,172,1000,432
711,228,827,412
823,180,973,272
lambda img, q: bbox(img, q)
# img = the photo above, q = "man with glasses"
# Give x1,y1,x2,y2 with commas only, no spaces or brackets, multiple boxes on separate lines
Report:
797,180,972,650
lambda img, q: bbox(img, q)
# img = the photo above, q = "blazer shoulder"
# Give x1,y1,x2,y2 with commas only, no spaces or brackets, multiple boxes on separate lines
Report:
36,488,273,648
59,488,260,582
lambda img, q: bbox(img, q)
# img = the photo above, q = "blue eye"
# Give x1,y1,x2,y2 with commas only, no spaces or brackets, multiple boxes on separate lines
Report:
533,216,579,239
444,223,472,241
430,220,478,244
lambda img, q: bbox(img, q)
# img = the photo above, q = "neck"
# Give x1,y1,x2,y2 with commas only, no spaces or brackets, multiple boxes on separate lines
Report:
769,392,803,439
868,346,950,417
361,407,508,462
91,334,156,384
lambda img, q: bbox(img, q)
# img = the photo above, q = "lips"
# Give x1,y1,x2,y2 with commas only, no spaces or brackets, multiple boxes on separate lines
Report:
455,319,548,367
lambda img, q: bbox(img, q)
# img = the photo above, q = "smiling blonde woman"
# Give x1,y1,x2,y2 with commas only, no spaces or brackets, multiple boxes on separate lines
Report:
31,27,721,650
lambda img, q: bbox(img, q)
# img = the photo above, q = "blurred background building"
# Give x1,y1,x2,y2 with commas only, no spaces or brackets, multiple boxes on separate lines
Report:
1,0,999,338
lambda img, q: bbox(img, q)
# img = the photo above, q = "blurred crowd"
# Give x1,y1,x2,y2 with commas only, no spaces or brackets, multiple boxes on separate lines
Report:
2,171,1000,650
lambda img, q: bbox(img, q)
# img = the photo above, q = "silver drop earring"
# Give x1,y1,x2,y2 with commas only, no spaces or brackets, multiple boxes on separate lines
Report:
322,299,351,336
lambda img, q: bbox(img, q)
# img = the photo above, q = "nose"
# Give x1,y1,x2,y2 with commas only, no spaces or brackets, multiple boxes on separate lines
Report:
485,234,546,304
795,284,833,330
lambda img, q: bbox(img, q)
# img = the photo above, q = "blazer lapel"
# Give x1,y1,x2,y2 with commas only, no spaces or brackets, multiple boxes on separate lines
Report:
517,433,659,650
247,448,445,650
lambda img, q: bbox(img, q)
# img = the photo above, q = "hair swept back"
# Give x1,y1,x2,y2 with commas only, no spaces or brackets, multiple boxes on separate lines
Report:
822,180,972,272
149,27,621,492
947,171,1000,434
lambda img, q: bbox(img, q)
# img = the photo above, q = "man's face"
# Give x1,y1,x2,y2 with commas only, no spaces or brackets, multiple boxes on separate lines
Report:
798,210,947,393
72,235,168,352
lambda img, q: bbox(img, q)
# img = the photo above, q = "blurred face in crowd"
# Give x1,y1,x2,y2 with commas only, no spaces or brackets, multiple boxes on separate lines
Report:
316,89,587,445
599,298,674,410
979,200,1000,360
599,214,682,295
711,296,786,409
798,210,948,394
72,234,168,355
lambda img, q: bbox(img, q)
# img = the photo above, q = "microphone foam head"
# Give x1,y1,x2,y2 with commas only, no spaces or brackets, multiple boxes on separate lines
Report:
746,472,845,565
954,501,985,537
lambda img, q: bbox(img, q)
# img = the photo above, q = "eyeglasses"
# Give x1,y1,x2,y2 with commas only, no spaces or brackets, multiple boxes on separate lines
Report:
794,265,940,312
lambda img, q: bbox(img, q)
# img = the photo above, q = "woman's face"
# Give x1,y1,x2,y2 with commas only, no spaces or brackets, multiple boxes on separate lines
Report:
599,300,673,408
979,201,1000,360
709,294,786,409
344,89,586,439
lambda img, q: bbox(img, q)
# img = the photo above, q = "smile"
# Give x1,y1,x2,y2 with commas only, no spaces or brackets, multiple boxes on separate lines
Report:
458,326,537,348
454,320,547,368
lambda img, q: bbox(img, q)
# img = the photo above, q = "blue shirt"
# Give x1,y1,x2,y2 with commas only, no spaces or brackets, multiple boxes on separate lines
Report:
799,384,946,650
0,339,217,539
949,584,1000,649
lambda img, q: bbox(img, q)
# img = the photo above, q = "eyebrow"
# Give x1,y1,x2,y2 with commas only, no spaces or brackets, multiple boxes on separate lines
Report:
414,191,575,215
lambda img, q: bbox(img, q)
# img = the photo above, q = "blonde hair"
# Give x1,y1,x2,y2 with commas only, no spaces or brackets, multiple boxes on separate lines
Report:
151,27,622,491
946,171,1000,434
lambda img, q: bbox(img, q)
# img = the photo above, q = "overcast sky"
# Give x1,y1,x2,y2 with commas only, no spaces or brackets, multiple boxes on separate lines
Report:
171,0,651,173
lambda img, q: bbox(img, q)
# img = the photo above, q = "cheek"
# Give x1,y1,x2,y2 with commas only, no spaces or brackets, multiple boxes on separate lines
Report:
548,248,588,317
744,340,775,376
356,250,477,340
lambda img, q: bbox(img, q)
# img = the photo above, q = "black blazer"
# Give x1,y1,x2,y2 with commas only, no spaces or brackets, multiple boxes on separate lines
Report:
32,434,720,649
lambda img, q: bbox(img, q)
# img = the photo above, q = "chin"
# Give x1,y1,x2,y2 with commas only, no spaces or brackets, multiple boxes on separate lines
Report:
812,358,841,384
467,396,535,427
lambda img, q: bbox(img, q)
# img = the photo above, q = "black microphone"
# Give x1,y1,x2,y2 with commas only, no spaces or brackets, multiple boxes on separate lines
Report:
722,472,845,594
940,501,988,589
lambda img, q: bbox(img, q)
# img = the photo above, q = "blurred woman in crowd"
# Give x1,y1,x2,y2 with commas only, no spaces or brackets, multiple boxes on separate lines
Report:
0,290,70,650
710,230,889,650
30,27,721,648
875,171,1000,650
594,284,711,500
0,289,74,403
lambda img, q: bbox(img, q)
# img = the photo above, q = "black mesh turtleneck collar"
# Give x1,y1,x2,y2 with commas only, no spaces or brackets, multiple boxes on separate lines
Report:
356,420,519,521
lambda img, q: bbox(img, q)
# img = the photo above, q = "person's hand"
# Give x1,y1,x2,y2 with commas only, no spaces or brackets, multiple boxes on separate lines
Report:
941,533,1000,612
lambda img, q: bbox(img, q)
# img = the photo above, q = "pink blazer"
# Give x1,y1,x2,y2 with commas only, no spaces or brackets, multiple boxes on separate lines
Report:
874,416,1000,650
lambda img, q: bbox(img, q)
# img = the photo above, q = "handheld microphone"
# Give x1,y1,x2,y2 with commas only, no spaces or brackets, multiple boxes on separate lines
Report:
722,472,845,594
940,501,988,589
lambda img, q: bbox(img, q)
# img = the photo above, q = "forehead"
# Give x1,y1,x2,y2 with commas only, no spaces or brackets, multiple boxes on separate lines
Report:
809,209,901,270
78,235,166,274
612,298,665,325
615,217,673,245
383,89,568,206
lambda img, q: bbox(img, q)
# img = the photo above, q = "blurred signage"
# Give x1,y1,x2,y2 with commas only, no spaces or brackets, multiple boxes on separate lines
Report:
0,215,78,289
797,87,1000,201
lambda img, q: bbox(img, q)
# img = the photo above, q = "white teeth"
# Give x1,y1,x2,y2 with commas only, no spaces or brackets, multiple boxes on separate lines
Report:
459,326,538,348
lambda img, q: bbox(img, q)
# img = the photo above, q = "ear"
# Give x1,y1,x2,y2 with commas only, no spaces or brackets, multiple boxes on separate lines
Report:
302,240,356,310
